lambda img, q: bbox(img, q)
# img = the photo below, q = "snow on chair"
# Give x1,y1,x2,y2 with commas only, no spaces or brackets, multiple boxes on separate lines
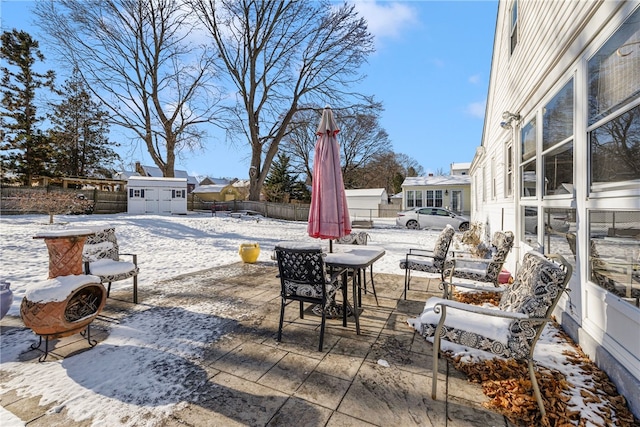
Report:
82,227,139,303
399,224,455,299
441,230,514,299
408,251,572,418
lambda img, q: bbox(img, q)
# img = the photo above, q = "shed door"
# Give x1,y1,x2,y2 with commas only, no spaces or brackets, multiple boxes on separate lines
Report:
145,189,158,213
160,189,172,213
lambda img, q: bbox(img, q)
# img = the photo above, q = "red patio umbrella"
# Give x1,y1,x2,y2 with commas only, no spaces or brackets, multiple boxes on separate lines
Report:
307,106,351,251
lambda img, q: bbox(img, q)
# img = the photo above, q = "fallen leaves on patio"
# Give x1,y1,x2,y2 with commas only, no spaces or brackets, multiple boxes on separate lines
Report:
447,326,639,427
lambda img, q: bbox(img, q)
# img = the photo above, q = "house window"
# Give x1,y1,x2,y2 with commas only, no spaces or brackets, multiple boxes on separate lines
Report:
505,142,514,197
542,79,574,196
407,190,423,208
425,190,443,207
588,8,640,190
588,210,640,308
172,189,185,198
543,208,576,269
510,0,518,54
521,118,536,197
482,167,486,202
491,157,497,200
129,189,145,198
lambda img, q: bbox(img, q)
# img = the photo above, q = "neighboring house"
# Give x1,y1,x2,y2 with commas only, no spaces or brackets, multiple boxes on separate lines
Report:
134,162,198,193
400,174,471,216
450,162,471,176
472,1,639,416
127,176,187,215
192,184,242,202
344,188,388,219
199,177,232,186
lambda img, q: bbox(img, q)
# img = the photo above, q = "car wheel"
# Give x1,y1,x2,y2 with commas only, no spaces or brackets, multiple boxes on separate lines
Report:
406,220,420,229
459,222,469,232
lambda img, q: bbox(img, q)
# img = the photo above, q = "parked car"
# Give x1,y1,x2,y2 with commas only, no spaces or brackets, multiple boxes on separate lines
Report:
524,207,570,234
396,207,470,231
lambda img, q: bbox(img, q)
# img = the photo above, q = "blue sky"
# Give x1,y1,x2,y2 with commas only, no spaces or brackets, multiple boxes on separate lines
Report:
1,0,498,179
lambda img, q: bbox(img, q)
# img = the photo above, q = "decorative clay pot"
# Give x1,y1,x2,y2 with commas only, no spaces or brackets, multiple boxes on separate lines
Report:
239,243,260,263
0,280,13,320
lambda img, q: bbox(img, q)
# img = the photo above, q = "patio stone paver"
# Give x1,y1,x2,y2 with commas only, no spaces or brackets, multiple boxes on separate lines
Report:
0,262,513,427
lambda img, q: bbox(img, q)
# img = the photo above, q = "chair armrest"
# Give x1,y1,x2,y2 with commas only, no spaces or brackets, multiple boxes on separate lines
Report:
120,253,138,266
432,298,533,320
408,248,435,256
444,280,507,293
450,258,494,269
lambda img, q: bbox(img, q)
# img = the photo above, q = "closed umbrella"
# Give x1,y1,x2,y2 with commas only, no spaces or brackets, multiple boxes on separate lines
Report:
307,106,351,251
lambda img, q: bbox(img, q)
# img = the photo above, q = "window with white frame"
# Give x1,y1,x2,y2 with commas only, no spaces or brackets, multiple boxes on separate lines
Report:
521,118,537,197
588,8,640,190
129,189,145,198
172,189,185,198
491,157,497,199
406,190,423,208
543,79,574,196
505,141,514,197
425,190,443,207
510,0,518,54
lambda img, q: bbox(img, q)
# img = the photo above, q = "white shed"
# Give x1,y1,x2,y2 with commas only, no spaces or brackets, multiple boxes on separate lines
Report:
127,176,187,215
345,188,388,219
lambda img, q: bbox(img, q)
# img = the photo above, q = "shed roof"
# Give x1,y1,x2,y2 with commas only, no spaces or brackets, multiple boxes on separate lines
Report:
192,184,229,194
345,188,387,197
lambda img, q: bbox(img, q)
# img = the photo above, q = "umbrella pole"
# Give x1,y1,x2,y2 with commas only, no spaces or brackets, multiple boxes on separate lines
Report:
329,239,333,253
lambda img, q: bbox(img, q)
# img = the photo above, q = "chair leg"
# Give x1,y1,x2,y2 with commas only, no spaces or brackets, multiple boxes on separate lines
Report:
132,275,138,304
432,333,440,400
299,301,304,319
369,265,378,306
277,299,285,343
319,305,326,351
528,359,546,417
107,282,112,297
404,268,410,300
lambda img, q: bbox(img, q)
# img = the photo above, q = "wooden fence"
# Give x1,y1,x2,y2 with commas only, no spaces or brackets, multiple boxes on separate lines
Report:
2,187,399,221
1,187,127,215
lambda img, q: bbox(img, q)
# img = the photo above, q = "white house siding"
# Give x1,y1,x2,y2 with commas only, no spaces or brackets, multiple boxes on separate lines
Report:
473,0,640,416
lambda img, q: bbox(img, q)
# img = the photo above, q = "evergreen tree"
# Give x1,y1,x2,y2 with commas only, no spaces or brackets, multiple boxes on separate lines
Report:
48,69,120,177
264,153,310,203
0,30,55,185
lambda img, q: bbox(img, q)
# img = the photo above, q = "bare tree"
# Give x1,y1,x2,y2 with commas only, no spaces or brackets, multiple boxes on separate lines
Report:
189,0,375,200
34,0,222,177
5,190,94,224
280,103,390,187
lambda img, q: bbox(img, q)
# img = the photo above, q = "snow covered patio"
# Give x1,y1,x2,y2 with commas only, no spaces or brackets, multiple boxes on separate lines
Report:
1,213,637,426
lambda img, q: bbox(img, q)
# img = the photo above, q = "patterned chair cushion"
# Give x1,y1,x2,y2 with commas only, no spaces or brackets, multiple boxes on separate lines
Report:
443,231,514,285
83,227,120,262
409,252,568,359
335,232,369,245
399,224,455,272
399,258,441,274
283,279,339,300
88,259,139,283
276,246,338,302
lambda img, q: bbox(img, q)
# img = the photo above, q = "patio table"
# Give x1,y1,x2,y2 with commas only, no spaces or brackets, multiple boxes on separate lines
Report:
324,245,386,334
272,242,385,335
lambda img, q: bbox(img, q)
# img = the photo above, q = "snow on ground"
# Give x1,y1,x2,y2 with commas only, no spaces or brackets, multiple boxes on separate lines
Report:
0,212,620,425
